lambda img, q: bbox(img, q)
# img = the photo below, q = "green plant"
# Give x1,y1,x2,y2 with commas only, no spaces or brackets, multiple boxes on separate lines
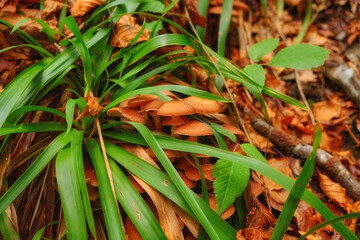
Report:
0,1,355,239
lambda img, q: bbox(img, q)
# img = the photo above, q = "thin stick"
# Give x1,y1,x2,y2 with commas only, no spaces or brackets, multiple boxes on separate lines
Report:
29,163,50,229
295,70,316,124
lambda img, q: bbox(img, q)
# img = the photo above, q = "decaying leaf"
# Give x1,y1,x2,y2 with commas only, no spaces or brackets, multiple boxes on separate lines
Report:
111,15,150,48
76,93,103,121
71,0,106,17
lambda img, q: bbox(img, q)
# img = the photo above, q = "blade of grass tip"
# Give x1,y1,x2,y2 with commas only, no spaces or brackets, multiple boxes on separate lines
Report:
0,210,19,240
64,16,93,95
196,0,210,40
271,127,321,239
260,0,268,18
32,222,58,240
0,122,66,137
71,130,96,238
104,131,357,239
65,99,78,135
0,131,73,214
276,0,284,16
58,0,67,33
299,213,360,240
126,122,221,240
215,0,233,88
294,0,312,44
56,146,87,240
110,159,167,240
85,139,125,240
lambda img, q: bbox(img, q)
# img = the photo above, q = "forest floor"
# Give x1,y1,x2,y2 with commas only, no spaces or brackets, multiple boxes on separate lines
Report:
0,0,360,239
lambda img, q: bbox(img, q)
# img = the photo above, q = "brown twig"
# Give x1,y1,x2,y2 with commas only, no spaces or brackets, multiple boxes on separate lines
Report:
245,108,360,201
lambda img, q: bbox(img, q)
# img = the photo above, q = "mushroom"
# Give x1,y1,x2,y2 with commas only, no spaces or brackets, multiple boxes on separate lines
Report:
107,107,145,124
174,120,213,136
222,124,245,140
184,96,222,114
146,147,182,161
157,99,196,116
127,94,158,108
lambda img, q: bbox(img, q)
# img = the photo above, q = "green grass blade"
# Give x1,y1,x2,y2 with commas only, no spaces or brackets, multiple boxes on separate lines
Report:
0,44,54,58
56,147,87,240
0,58,51,128
0,211,19,240
271,127,321,239
103,131,357,239
129,34,198,64
65,16,93,94
104,141,236,239
71,131,96,238
110,159,167,240
0,122,66,137
5,106,65,127
196,0,210,39
294,0,312,44
105,85,229,110
65,99,78,135
299,213,360,240
217,0,233,57
85,139,124,240
276,0,284,16
58,0,67,33
0,131,72,213
32,222,57,240
124,122,221,240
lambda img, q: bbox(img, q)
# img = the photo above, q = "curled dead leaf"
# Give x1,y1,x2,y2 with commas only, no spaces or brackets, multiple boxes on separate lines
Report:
111,15,150,48
76,93,103,121
71,0,106,17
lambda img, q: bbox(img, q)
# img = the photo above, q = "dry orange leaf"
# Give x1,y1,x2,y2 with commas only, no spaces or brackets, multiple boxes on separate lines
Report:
111,15,150,48
185,164,214,181
76,93,103,121
71,0,106,17
318,170,352,212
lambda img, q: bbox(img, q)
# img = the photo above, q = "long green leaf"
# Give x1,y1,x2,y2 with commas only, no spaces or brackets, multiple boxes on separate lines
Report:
0,122,66,137
104,141,236,239
103,131,357,239
85,139,124,240
271,127,321,239
65,16,93,94
126,122,221,239
0,58,51,128
110,159,167,240
0,210,19,240
56,146,87,240
217,0,233,57
0,131,73,214
71,131,96,238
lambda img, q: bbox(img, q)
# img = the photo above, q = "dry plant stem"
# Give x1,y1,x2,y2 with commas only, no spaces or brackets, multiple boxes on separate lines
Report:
29,163,50,229
245,109,360,200
323,64,360,107
95,117,126,237
295,70,316,125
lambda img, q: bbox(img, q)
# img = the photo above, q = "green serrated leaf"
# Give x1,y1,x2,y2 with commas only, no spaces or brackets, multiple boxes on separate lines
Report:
213,159,250,215
269,44,329,70
249,38,279,62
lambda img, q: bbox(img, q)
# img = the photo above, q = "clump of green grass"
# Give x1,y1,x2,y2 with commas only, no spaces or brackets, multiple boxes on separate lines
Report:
0,1,355,239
